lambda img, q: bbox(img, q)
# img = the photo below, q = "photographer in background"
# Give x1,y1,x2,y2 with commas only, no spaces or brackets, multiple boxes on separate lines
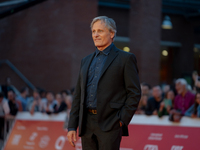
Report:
193,71,200,92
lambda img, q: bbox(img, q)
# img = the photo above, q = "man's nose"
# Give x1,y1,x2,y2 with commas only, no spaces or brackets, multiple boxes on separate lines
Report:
93,32,99,37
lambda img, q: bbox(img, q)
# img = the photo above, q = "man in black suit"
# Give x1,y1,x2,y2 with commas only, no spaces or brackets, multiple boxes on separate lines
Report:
67,16,141,150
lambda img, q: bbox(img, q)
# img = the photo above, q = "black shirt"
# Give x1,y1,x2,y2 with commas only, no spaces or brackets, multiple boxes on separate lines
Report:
145,97,163,115
8,100,18,116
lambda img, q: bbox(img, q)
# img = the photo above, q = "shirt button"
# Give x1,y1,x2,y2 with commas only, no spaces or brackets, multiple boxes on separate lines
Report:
99,59,100,60
91,95,93,96
95,76,97,78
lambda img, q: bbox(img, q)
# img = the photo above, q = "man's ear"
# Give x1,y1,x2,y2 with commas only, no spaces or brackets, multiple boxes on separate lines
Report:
110,31,115,39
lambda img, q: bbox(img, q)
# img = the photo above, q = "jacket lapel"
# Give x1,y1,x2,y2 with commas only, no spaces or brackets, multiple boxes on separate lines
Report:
99,45,119,80
82,52,95,89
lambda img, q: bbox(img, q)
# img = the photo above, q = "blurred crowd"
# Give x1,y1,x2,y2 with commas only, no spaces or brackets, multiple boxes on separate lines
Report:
136,71,200,122
0,87,74,116
0,85,74,139
0,71,200,138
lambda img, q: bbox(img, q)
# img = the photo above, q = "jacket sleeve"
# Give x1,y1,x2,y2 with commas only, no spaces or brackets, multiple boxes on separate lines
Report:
184,104,194,117
68,60,82,130
119,54,141,126
197,105,200,118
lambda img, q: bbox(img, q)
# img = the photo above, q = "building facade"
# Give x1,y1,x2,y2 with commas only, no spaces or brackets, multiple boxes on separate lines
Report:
0,0,200,92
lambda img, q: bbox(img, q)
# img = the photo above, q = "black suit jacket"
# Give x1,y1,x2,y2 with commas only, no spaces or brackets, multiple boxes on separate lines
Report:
68,45,141,136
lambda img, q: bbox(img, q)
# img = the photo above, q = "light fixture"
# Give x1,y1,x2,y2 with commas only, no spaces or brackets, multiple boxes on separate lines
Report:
162,50,168,56
162,15,173,29
194,47,199,52
123,47,130,52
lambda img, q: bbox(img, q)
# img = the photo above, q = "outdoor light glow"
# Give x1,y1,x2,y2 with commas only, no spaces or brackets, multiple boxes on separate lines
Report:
194,48,199,52
162,15,173,29
123,47,130,52
162,50,168,56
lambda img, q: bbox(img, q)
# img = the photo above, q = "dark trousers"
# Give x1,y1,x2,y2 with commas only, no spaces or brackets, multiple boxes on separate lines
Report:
81,112,122,150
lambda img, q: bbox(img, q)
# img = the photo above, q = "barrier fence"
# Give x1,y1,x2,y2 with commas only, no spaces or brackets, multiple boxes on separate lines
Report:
2,112,200,150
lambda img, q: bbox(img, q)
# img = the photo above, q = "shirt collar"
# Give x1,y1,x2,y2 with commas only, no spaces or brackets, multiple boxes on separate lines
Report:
95,43,113,57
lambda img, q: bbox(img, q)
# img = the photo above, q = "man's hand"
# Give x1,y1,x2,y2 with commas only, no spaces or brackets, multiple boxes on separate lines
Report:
153,110,158,115
159,102,165,111
119,121,123,127
67,131,77,147
191,114,197,118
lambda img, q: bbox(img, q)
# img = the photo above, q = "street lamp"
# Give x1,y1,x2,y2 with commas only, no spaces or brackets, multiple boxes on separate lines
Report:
162,15,173,29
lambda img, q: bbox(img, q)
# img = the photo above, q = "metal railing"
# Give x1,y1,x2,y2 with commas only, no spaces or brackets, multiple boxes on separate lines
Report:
0,59,35,90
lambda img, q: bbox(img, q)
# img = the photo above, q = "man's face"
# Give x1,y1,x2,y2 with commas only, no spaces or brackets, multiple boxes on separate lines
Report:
152,87,162,99
92,20,114,51
175,82,185,95
8,91,15,100
141,85,150,95
33,91,40,99
46,93,54,102
56,94,62,102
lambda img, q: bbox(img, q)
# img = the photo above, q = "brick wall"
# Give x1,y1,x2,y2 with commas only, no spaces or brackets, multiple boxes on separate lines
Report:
129,0,162,86
0,0,98,92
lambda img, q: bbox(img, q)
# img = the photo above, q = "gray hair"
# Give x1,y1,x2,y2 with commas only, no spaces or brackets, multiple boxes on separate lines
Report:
90,16,117,40
176,78,187,86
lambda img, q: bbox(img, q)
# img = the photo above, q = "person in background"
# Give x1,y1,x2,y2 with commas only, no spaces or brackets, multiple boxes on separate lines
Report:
70,88,75,95
169,78,195,122
61,90,72,113
162,84,170,97
29,90,45,115
185,92,200,118
173,78,195,115
0,92,10,115
43,91,57,115
1,77,13,99
7,90,22,116
135,95,148,114
39,89,47,100
61,90,71,99
0,92,10,139
158,90,175,117
141,82,151,97
145,86,163,115
17,87,29,111
63,94,73,130
192,71,200,92
54,93,67,113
